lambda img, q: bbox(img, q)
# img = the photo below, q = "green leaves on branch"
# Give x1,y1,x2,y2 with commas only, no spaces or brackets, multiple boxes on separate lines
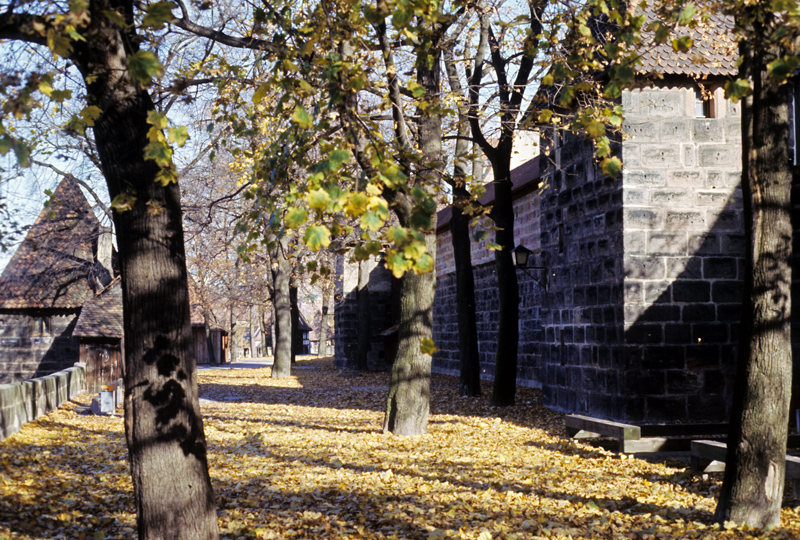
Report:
127,50,165,88
304,225,331,251
144,111,187,186
768,56,800,82
285,208,309,228
384,226,434,278
292,106,313,129
142,1,176,30
725,78,751,103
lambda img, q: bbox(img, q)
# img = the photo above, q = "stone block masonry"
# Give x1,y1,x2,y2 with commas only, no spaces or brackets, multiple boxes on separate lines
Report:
0,364,85,441
621,86,742,423
431,261,543,387
535,83,744,424
538,126,626,419
431,175,544,387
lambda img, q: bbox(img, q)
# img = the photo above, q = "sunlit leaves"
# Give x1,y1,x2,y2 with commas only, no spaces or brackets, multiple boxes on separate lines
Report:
5,361,791,539
419,337,438,356
168,126,190,147
285,207,308,228
671,36,693,52
307,189,331,212
303,225,331,251
601,156,622,178
725,78,752,103
291,105,313,129
111,192,137,212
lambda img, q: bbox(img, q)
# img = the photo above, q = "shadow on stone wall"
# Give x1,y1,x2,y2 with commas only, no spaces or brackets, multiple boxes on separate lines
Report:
621,193,746,423
334,261,397,372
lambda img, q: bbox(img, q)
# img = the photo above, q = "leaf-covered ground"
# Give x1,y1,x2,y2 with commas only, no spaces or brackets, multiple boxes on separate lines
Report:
2,357,800,539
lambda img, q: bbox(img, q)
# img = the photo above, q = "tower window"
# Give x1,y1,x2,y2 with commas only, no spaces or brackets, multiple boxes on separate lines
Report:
31,316,51,337
695,87,714,118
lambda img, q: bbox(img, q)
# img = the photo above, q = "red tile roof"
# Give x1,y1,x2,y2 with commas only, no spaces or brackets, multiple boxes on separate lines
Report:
0,178,102,309
636,6,738,77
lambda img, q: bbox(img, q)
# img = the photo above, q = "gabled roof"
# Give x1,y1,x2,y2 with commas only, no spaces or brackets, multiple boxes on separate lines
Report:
73,277,123,338
0,178,102,310
297,310,313,332
636,6,737,77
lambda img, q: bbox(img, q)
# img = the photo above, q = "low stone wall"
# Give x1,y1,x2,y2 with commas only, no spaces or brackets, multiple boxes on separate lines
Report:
0,363,86,441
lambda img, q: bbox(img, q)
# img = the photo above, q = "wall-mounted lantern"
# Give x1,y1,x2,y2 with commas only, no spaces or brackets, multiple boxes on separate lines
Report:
511,244,548,290
510,245,533,268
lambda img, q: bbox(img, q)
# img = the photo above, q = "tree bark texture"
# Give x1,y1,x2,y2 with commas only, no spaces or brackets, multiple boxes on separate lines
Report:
383,21,441,435
203,309,216,364
290,281,300,362
70,2,219,538
383,235,437,435
318,284,331,357
490,162,519,407
356,258,372,371
714,28,792,529
259,305,268,358
271,241,292,378
451,195,482,397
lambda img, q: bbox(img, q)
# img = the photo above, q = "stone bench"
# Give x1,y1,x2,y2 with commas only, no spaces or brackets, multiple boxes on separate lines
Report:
565,414,643,453
691,439,800,496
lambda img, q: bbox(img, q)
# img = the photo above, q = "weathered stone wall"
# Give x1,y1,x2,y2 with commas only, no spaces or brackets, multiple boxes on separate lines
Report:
431,186,544,387
0,311,81,384
537,83,744,423
621,85,743,422
333,255,395,371
431,262,544,386
0,364,86,441
538,128,626,418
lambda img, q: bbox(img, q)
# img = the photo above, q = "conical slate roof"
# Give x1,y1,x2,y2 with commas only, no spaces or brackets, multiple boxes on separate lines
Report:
0,178,102,309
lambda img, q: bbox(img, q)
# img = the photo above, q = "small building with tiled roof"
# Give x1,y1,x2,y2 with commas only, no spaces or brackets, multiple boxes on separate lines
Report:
73,277,124,392
0,177,115,383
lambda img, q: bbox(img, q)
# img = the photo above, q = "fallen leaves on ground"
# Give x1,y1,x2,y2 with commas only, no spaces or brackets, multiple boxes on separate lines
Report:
2,357,800,539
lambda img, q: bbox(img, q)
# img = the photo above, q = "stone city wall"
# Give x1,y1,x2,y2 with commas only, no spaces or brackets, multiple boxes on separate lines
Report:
0,364,86,441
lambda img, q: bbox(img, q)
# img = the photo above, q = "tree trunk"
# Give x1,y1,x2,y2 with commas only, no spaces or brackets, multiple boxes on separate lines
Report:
356,258,371,371
71,2,219,538
318,283,331,357
383,20,441,435
229,304,238,364
259,305,268,358
203,309,216,364
714,27,792,529
271,241,292,378
490,162,519,407
443,38,483,397
249,305,255,357
290,280,300,362
451,195,482,396
383,234,437,435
